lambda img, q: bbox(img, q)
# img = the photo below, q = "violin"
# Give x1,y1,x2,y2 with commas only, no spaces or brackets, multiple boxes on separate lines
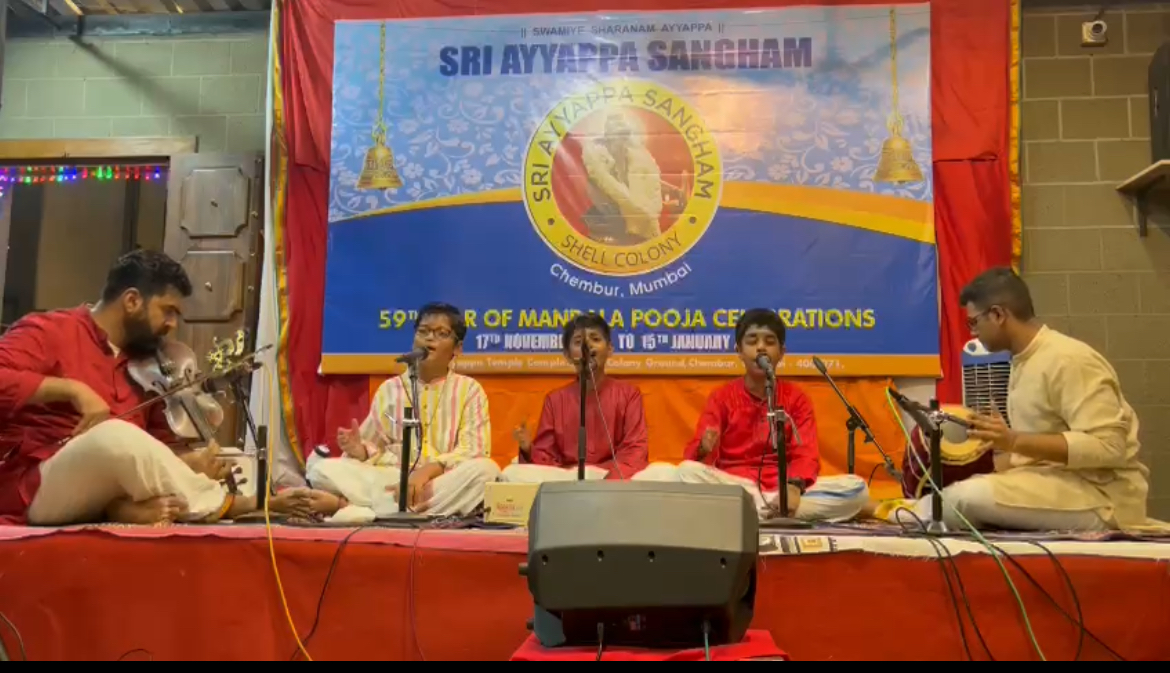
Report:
126,330,265,494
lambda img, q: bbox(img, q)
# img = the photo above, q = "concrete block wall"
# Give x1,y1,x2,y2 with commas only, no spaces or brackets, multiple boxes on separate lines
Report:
1022,1,1170,520
0,32,269,152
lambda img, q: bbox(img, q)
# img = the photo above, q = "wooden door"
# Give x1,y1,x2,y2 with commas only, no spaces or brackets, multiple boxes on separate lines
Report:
164,153,264,449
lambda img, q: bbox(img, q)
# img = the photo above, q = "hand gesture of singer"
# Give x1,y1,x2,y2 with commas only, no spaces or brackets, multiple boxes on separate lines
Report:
513,421,533,460
697,427,719,460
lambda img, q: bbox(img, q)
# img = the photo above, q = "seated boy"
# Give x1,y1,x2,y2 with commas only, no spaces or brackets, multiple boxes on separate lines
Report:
306,303,500,520
635,309,868,522
502,314,648,483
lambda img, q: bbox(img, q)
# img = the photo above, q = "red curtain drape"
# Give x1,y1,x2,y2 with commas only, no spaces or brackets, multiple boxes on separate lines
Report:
275,0,1017,457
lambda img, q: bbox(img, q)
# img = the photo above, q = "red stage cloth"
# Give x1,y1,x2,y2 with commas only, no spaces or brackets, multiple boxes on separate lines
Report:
0,526,1167,661
276,0,1017,459
510,630,787,661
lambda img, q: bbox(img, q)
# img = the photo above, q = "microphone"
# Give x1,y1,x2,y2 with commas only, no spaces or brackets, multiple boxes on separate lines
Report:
579,344,594,370
395,347,429,364
755,353,775,379
811,355,829,376
888,389,973,441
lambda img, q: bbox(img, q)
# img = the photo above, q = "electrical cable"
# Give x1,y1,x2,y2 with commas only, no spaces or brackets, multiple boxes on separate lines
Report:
408,525,428,661
702,620,712,661
0,611,26,662
289,526,372,661
596,623,605,661
1023,541,1086,661
894,509,989,661
868,462,882,487
986,541,1125,661
587,363,623,480
884,388,1048,661
264,439,313,661
116,649,153,662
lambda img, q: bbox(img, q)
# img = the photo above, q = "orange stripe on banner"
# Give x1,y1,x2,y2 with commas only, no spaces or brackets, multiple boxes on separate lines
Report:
322,353,941,378
335,184,935,245
720,183,935,244
270,0,303,466
1009,0,1022,272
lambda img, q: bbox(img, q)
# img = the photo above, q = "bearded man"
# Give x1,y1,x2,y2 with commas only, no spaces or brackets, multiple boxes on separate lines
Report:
0,250,317,526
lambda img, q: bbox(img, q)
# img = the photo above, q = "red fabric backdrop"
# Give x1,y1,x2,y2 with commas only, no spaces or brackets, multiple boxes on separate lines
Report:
276,0,1016,458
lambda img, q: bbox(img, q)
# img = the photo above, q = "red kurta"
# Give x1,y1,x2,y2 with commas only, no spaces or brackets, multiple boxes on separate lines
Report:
521,377,649,480
0,307,172,523
683,378,820,492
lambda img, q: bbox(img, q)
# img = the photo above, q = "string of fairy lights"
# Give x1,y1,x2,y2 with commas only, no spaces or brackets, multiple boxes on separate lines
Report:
0,164,167,197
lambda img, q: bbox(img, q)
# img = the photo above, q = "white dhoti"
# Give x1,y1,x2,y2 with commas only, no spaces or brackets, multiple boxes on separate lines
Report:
307,456,500,519
910,475,1111,532
27,419,229,526
633,461,869,523
499,463,609,484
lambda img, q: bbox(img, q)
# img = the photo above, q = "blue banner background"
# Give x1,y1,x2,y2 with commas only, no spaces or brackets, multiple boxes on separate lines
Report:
324,6,939,375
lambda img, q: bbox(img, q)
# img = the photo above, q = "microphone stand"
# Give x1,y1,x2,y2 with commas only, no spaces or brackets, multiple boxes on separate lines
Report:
763,371,808,528
577,347,590,482
925,400,947,534
890,392,948,534
815,363,900,480
230,376,266,508
385,359,429,523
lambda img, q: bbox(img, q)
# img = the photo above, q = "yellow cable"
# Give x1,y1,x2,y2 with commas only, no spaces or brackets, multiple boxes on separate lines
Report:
265,448,313,661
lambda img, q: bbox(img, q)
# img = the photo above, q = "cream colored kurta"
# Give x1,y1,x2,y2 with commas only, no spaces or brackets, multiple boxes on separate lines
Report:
992,326,1149,527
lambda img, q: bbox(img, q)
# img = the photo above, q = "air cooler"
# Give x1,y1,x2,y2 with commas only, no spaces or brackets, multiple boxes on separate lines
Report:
961,339,1012,423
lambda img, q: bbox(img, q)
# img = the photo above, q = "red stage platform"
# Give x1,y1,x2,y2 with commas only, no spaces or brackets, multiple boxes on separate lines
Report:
0,524,1167,661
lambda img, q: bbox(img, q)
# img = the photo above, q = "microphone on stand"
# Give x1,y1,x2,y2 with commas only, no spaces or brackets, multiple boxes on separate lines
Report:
887,389,972,442
887,388,962,534
396,347,429,364
754,352,805,526
576,344,592,482
755,353,801,444
811,356,900,480
755,353,775,382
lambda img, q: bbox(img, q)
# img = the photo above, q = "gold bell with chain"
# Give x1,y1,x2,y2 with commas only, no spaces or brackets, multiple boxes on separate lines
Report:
356,22,403,191
873,116,923,184
357,133,403,190
873,8,924,185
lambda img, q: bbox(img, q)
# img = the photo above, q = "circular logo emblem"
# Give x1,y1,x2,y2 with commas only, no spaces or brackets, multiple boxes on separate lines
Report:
523,79,722,277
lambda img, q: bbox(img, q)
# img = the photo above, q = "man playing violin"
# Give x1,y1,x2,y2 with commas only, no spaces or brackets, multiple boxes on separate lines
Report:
0,250,317,526
908,268,1150,531
306,303,500,520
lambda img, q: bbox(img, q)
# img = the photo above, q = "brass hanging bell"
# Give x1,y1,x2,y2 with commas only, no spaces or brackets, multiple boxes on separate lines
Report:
356,141,403,190
873,131,923,184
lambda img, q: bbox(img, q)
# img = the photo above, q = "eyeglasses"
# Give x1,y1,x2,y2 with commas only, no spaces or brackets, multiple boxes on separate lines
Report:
966,309,993,330
416,327,454,341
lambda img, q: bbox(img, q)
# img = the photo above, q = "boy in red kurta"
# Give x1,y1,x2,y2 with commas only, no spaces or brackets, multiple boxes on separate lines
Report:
504,314,648,482
635,309,868,521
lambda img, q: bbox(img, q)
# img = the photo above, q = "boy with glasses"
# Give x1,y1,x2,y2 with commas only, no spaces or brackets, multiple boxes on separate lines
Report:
307,303,499,520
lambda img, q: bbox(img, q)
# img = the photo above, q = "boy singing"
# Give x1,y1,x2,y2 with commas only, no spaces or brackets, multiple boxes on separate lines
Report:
307,303,500,520
635,309,868,522
502,313,648,482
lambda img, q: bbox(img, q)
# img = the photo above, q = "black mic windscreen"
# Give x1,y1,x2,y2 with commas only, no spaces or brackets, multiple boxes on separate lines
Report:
811,356,828,375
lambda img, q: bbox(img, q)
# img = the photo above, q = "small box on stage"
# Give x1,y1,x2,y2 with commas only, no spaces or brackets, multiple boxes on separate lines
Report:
484,482,540,526
521,481,759,650
1150,41,1170,161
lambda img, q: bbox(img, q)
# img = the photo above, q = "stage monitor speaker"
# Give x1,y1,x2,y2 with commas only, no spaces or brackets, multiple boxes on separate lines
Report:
522,481,759,649
1149,41,1170,161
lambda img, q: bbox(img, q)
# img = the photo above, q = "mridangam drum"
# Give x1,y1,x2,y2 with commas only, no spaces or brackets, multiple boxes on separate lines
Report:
901,405,995,499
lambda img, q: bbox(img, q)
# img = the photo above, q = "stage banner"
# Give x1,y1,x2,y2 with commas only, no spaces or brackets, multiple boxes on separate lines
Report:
323,5,938,377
